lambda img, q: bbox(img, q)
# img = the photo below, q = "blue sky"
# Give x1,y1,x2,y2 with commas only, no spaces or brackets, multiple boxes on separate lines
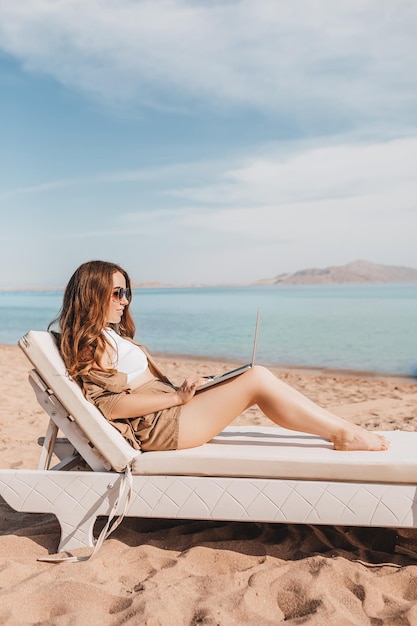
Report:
1,0,417,289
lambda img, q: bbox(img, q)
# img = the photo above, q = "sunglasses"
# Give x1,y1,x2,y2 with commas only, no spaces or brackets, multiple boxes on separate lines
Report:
111,287,131,302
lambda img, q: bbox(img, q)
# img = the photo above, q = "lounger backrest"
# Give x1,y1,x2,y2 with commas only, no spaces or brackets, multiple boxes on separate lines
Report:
19,330,139,472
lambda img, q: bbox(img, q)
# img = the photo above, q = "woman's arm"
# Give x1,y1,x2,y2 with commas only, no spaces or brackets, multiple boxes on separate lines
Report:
109,377,206,420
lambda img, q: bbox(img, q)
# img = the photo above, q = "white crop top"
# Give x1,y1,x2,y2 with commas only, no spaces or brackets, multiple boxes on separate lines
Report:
104,328,148,382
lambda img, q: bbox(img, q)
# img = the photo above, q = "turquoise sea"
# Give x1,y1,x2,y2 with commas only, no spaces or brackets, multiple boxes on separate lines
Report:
1,284,417,377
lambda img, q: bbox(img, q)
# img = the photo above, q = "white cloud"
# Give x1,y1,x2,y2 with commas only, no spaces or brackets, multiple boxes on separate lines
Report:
102,135,417,279
0,0,416,130
171,136,417,208
3,135,416,211
1,132,416,285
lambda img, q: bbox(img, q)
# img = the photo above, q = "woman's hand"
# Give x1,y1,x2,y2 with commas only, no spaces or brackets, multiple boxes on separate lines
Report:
175,377,208,404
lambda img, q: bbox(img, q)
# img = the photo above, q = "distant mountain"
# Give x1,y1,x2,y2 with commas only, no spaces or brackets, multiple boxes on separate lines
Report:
255,260,417,286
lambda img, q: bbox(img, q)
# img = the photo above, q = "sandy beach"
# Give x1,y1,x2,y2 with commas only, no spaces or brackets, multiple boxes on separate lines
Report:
1,345,417,625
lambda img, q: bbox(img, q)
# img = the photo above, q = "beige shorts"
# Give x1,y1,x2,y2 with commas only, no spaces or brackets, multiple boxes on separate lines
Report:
127,379,181,452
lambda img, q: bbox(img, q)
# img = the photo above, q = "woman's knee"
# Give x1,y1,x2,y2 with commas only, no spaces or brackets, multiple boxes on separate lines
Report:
249,364,274,382
244,365,277,392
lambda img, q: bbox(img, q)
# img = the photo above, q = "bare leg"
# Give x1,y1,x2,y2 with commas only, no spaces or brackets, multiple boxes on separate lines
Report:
177,366,389,451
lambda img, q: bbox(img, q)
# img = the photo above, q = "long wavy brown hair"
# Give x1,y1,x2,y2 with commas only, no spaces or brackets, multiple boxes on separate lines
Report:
50,260,136,381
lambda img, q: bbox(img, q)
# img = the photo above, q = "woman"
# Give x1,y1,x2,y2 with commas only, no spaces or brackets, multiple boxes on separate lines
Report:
53,260,389,453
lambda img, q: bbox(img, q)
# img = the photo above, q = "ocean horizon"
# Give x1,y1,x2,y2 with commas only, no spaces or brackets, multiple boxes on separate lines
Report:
1,283,416,378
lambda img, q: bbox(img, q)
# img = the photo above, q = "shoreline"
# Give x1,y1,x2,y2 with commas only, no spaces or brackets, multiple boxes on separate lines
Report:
4,342,416,384
151,349,417,384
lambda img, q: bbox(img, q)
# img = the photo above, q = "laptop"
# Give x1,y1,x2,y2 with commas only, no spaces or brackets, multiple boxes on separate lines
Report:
196,309,261,393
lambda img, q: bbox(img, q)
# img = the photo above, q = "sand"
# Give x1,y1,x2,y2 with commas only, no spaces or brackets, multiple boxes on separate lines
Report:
1,345,417,625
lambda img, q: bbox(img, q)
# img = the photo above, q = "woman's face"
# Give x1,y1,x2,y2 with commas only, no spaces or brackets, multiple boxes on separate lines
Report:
106,271,130,325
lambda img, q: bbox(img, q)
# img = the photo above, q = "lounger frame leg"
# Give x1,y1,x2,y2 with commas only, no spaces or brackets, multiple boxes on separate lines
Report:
38,419,59,470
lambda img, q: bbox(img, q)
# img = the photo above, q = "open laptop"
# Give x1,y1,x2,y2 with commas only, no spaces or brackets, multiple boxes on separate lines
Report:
196,309,261,393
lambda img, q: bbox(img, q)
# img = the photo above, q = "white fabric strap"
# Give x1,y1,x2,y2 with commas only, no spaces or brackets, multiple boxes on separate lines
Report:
37,465,133,563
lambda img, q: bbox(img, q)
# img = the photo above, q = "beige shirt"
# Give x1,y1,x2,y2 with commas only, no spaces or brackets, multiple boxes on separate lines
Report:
80,346,174,450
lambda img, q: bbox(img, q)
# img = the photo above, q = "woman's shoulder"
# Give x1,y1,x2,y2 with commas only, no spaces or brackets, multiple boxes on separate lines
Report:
104,327,143,348
105,328,150,355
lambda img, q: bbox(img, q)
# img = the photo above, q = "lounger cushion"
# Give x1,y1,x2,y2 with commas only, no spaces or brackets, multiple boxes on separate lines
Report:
133,426,417,484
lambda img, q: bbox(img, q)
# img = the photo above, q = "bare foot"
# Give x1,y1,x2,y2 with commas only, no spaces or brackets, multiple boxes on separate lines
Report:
332,427,389,451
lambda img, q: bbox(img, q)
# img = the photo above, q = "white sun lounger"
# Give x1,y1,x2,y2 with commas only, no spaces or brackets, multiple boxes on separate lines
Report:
1,330,417,557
